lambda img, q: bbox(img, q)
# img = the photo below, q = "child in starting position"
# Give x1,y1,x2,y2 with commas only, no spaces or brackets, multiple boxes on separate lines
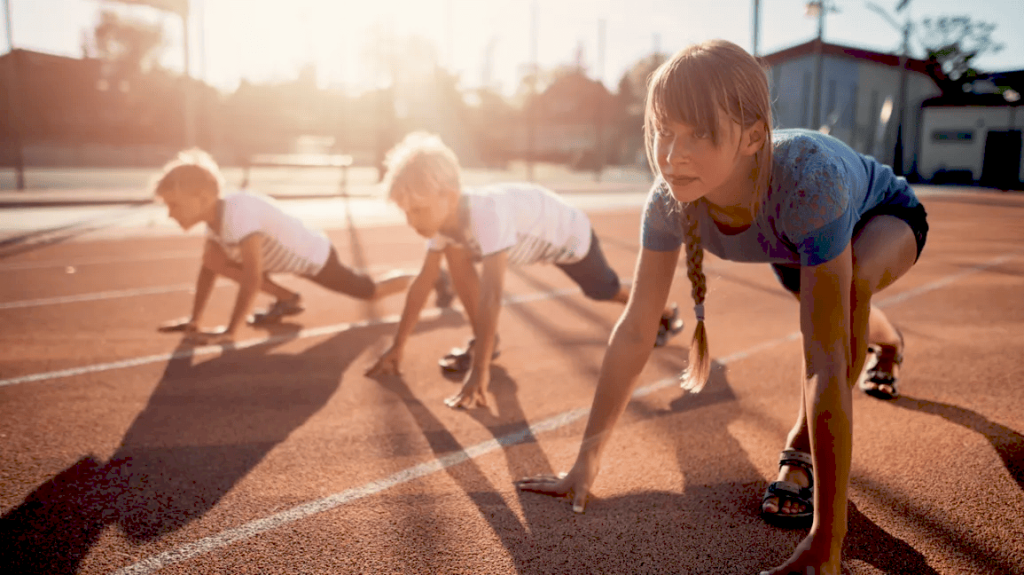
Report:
365,132,686,409
153,149,446,344
516,40,928,575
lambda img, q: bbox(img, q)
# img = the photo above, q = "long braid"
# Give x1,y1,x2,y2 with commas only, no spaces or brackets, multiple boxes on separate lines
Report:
681,202,710,392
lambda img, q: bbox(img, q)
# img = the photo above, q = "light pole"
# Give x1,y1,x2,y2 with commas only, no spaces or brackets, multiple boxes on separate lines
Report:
866,1,912,173
3,0,24,190
805,1,836,130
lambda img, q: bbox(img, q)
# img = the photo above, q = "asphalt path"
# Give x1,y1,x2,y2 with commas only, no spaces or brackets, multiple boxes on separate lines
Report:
1,188,1022,575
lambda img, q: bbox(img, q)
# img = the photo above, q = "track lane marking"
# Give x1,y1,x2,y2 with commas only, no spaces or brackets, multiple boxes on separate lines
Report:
54,251,1023,573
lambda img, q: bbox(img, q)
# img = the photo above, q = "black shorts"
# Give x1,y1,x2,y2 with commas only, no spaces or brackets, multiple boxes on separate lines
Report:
306,247,376,300
771,202,929,295
556,231,621,301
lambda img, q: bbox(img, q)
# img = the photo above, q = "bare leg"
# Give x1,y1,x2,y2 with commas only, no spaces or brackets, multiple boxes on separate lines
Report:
763,215,918,575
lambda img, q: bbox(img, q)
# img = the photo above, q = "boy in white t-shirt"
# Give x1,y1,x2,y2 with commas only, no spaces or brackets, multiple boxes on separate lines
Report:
152,149,451,345
365,132,685,409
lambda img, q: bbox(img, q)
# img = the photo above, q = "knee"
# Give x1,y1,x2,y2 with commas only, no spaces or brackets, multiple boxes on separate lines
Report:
202,240,228,270
582,275,621,301
351,274,377,300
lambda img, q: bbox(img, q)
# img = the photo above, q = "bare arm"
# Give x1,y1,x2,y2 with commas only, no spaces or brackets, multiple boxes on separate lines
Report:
445,249,507,408
158,240,218,332
189,241,219,324
444,244,481,327
365,249,443,376
517,247,680,507
225,234,264,336
799,243,854,555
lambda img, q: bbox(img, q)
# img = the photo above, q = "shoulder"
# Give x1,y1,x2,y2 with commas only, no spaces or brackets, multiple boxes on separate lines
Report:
641,179,685,251
769,130,853,232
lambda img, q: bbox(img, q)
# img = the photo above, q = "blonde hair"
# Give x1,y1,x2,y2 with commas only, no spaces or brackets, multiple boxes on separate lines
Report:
152,148,224,200
382,132,461,208
643,39,773,392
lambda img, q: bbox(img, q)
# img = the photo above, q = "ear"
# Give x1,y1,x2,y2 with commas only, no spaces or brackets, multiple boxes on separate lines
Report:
740,121,767,156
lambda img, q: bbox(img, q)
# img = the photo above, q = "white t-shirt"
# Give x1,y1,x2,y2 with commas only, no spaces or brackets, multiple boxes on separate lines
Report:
208,192,331,276
427,183,592,265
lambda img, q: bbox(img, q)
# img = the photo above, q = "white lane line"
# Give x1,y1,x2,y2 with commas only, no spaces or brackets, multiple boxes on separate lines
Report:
0,288,578,388
0,262,423,311
0,284,197,310
108,250,1021,574
0,251,195,272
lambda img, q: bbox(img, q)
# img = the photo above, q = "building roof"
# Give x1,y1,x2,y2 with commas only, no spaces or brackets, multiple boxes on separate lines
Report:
759,39,935,76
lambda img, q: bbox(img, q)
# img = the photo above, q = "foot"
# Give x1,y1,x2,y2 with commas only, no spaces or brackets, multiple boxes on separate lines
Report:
859,330,904,400
249,295,304,325
759,530,843,575
654,304,685,347
761,450,813,528
439,336,501,373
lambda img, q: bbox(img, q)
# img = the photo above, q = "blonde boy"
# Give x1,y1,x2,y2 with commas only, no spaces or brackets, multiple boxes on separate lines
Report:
365,132,684,408
153,149,431,344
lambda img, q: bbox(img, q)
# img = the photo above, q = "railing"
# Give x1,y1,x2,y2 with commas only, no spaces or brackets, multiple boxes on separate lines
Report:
240,153,354,196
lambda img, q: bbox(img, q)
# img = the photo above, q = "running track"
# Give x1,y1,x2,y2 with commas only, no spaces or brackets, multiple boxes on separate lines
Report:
1,188,1022,574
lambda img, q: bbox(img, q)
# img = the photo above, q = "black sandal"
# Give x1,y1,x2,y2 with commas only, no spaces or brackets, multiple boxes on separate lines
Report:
760,449,814,529
860,329,904,400
439,336,501,373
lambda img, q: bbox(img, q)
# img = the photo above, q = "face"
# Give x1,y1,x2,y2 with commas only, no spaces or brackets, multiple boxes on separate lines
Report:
160,189,215,230
654,107,759,204
400,191,454,238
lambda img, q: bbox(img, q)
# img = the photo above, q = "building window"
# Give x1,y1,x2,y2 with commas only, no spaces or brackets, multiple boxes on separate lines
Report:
931,130,974,142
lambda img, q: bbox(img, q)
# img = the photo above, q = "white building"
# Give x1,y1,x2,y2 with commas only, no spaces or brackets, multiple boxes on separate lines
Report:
761,40,942,177
916,77,1024,189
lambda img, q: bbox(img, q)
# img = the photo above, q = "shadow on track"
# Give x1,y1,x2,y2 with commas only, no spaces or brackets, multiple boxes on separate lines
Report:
0,322,388,574
371,365,563,574
0,203,151,260
892,395,1024,490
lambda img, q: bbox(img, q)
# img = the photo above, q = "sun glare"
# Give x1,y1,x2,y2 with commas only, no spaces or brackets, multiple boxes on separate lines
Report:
204,0,463,91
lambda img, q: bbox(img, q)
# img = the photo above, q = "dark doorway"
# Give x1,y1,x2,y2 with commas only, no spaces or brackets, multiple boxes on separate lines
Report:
980,130,1023,189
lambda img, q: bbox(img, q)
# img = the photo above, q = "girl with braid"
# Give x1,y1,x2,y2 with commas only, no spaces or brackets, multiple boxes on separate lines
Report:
517,39,928,575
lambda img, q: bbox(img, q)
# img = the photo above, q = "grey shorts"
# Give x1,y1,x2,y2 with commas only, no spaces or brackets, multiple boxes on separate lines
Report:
556,231,621,301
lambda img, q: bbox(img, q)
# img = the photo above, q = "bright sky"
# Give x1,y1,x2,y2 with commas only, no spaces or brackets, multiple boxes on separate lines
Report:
5,0,1024,94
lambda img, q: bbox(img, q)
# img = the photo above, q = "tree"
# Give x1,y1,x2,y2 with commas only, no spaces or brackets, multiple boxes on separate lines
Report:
82,10,167,75
917,16,1003,85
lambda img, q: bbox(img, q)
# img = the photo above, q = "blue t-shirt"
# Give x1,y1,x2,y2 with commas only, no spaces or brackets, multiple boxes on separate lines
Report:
642,129,921,266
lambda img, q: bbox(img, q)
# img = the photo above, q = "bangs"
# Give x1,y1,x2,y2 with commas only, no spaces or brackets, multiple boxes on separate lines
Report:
648,56,730,145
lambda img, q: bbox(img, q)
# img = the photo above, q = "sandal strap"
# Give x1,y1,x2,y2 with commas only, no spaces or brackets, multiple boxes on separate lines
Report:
778,449,812,471
762,480,812,504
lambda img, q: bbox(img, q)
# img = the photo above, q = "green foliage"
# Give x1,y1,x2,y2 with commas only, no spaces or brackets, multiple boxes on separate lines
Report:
918,16,1003,82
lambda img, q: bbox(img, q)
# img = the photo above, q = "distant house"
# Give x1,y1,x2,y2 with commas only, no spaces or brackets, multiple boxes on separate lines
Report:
0,48,197,166
510,71,619,165
760,39,942,177
917,72,1024,189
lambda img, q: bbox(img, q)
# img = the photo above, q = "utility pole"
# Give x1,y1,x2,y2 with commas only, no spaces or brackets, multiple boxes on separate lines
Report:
867,1,913,172
810,1,826,129
2,0,24,190
752,0,760,57
594,17,605,182
527,0,537,182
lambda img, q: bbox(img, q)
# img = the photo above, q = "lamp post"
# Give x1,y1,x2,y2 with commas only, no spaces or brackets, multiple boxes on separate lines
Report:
805,1,836,130
3,0,24,190
866,1,912,173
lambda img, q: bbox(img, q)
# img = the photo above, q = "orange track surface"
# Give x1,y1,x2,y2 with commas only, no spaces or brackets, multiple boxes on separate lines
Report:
1,190,1023,574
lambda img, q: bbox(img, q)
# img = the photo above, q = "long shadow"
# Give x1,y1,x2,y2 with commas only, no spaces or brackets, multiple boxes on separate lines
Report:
0,203,152,260
0,324,387,574
891,395,1024,490
618,362,940,574
372,366,560,574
